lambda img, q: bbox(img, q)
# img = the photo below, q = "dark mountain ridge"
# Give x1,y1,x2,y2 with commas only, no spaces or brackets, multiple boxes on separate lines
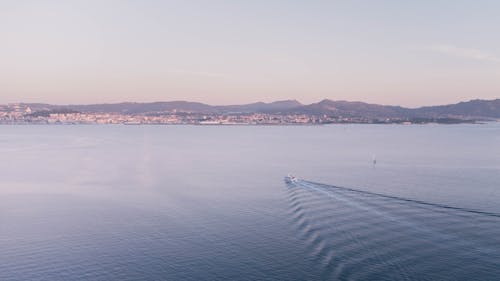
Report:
412,99,500,118
291,99,411,118
215,100,302,113
17,98,500,119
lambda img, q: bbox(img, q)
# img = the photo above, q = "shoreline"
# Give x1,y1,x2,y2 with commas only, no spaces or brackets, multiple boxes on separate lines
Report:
0,120,493,126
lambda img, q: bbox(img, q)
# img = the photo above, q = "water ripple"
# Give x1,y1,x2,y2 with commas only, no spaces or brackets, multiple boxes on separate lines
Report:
285,178,500,281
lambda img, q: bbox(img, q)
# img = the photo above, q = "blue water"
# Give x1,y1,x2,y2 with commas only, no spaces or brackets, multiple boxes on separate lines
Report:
1,124,499,280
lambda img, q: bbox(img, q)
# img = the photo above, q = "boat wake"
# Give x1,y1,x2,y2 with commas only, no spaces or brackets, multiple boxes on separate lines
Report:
285,177,500,281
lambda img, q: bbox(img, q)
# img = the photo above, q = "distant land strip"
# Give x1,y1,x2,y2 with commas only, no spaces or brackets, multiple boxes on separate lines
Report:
1,99,498,125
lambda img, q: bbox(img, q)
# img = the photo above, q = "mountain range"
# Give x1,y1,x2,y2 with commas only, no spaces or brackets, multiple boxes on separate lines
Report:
17,98,500,120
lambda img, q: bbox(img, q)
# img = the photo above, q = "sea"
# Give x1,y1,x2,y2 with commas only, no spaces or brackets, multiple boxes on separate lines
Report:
1,123,499,281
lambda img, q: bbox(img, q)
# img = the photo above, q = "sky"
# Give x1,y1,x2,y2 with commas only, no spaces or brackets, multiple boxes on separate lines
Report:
0,0,499,107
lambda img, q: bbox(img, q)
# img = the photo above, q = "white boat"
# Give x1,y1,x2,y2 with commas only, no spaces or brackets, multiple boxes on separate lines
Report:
285,174,298,184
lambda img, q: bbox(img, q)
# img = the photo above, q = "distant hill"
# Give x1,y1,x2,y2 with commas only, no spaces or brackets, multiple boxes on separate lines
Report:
215,100,302,113
290,99,410,118
21,100,303,115
286,99,500,119
412,99,500,119
70,101,217,114
18,98,500,119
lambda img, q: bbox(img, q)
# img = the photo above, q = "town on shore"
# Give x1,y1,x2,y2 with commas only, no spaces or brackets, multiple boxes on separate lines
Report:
1,99,498,125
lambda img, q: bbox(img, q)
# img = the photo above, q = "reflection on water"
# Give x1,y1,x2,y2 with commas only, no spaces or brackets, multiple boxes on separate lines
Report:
286,179,500,281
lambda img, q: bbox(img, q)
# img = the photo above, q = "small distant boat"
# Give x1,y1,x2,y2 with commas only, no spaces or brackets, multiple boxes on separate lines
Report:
285,174,298,184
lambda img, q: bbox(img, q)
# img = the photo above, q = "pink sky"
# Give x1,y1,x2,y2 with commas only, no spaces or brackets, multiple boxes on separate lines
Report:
1,1,499,106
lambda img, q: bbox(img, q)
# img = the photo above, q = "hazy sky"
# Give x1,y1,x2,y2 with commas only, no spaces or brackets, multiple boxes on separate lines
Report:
1,0,499,106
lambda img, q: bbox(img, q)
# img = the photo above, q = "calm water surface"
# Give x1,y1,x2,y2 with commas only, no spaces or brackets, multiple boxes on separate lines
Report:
1,124,499,280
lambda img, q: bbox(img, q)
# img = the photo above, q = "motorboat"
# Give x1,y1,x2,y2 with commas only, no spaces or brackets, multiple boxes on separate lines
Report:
285,174,298,184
